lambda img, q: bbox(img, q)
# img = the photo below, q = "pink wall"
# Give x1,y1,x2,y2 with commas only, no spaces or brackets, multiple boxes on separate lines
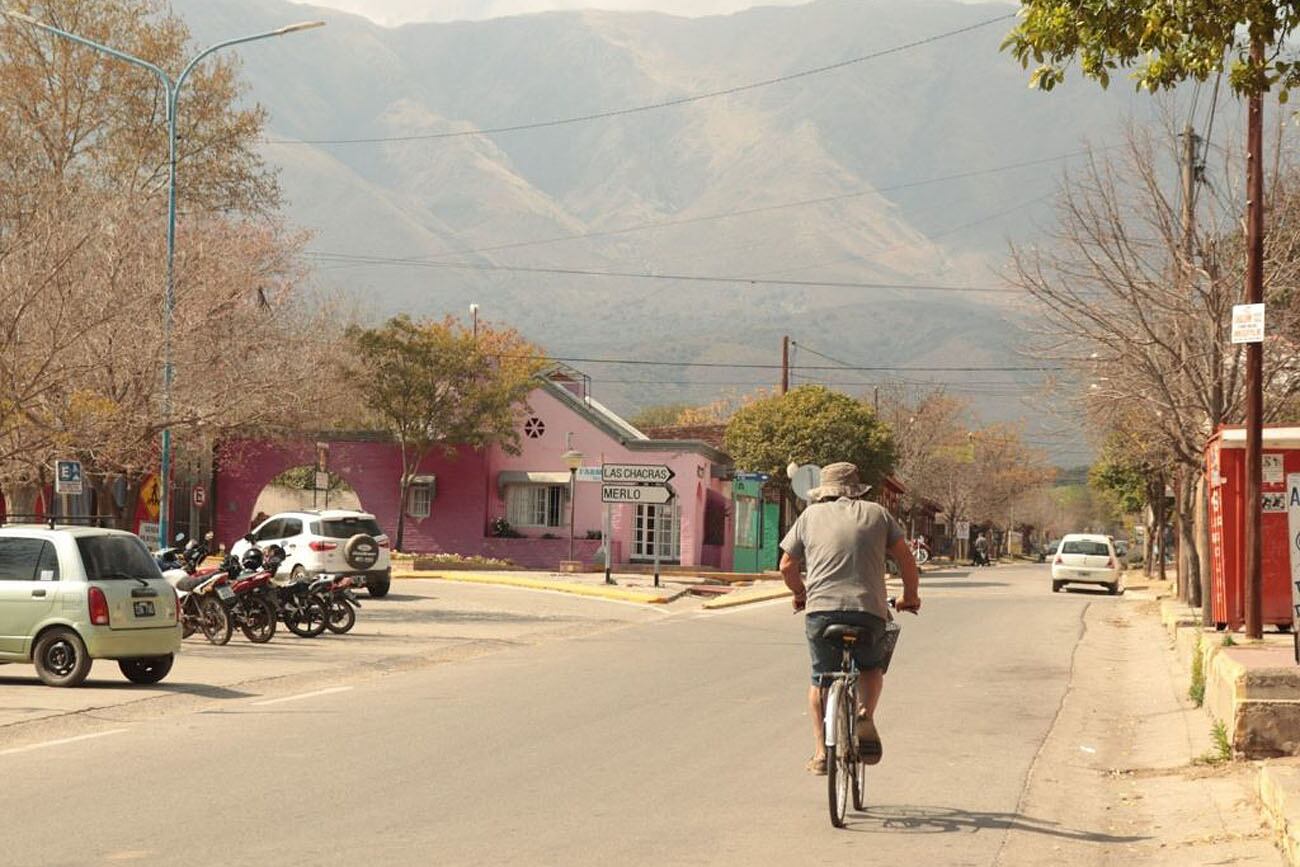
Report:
214,438,487,553
213,384,734,570
487,388,732,567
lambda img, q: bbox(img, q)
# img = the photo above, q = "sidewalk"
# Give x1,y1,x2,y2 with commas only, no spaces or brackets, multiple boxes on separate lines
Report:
1155,579,1300,863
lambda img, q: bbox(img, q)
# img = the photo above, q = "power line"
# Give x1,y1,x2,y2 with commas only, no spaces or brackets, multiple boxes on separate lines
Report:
266,13,1016,147
511,353,1061,372
304,251,1019,294
312,148,1098,268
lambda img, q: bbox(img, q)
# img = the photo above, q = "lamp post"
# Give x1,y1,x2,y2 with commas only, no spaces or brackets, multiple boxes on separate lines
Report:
562,445,584,564
1,9,325,548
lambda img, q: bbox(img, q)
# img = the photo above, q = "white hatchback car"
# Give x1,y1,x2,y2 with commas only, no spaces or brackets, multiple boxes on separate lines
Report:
0,526,181,686
229,510,392,597
1050,533,1123,595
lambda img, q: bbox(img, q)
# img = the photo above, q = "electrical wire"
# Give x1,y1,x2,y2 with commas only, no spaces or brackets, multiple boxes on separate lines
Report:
265,13,1016,147
507,353,1061,372
303,251,1020,294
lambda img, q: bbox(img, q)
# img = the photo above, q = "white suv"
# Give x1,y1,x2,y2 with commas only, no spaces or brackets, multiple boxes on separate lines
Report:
1050,533,1123,595
229,510,392,597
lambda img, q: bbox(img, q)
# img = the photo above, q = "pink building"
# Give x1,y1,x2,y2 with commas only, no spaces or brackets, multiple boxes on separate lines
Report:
214,369,734,570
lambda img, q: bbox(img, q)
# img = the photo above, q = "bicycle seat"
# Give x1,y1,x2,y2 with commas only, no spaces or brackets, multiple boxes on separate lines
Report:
819,623,868,645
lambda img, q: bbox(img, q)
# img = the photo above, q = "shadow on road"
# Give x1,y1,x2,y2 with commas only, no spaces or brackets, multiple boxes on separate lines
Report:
845,804,1147,844
920,581,1009,590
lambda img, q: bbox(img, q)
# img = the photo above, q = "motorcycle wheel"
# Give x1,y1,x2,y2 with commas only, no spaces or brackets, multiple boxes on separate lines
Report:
239,596,278,644
285,597,329,638
326,597,356,634
200,597,232,646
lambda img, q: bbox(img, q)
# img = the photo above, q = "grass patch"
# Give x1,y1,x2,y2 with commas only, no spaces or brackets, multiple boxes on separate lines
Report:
1221,634,1237,647
1211,720,1232,762
1189,633,1206,707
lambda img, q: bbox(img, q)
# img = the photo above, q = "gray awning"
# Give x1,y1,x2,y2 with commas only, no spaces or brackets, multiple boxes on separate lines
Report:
497,470,571,492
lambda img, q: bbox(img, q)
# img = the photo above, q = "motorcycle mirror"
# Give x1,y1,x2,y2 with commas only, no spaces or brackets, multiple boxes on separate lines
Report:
175,532,186,542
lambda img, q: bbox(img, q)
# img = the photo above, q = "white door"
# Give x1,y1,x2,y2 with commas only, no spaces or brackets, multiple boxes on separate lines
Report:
633,503,681,562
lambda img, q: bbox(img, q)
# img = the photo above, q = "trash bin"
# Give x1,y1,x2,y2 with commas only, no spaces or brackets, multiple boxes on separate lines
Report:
1205,426,1300,631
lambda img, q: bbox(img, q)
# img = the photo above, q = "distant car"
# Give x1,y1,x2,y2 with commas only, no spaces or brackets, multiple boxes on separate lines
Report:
1037,539,1060,563
1051,533,1123,595
0,526,181,687
229,510,392,598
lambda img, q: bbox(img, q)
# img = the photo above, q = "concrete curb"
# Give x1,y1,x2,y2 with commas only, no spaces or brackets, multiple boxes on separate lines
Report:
1259,761,1300,865
701,586,792,610
392,570,683,604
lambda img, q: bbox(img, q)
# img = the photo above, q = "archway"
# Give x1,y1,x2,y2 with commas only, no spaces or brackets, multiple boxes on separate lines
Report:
247,467,363,531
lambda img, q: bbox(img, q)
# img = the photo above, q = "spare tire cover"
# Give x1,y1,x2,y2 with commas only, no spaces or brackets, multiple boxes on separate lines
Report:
343,534,380,570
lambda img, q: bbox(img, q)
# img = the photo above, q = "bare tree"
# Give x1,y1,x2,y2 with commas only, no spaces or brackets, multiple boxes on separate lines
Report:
1008,123,1300,603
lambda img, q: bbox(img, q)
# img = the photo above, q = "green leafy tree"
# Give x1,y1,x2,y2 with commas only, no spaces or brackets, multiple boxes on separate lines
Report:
1088,459,1148,516
723,386,895,499
1003,2,1299,96
341,315,545,550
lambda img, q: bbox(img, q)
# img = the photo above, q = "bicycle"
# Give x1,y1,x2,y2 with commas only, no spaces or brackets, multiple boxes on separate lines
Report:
909,538,930,566
818,600,905,828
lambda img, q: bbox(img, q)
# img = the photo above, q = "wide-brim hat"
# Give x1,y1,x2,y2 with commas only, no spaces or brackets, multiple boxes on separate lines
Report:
807,461,871,501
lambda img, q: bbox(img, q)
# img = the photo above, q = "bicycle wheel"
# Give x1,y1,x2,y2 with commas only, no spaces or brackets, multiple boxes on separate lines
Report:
851,746,868,811
827,682,852,828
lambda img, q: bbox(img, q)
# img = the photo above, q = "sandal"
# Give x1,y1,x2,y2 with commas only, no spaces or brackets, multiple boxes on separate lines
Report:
857,714,883,765
807,756,827,775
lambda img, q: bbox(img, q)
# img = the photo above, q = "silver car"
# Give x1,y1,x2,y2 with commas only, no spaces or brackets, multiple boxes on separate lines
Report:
0,526,182,686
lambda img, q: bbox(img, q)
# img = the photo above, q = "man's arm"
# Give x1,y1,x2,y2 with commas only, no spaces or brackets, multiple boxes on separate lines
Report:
780,552,806,611
888,537,921,613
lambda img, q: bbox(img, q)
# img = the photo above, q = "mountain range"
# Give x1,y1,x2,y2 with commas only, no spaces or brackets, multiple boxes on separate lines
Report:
171,0,1172,462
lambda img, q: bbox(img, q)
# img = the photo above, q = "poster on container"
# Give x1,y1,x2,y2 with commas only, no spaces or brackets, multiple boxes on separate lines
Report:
1288,474,1300,663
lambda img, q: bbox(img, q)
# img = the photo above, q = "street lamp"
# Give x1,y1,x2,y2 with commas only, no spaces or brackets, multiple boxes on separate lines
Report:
0,9,325,548
562,444,584,563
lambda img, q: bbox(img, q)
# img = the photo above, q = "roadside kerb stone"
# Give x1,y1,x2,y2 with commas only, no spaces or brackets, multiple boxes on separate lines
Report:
1259,760,1300,865
700,584,792,610
393,569,686,604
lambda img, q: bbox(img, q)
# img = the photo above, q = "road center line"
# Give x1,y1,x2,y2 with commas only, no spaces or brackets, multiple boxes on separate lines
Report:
0,728,126,757
252,686,353,706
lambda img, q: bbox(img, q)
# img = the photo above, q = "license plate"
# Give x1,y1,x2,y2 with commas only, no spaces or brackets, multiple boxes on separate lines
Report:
216,585,235,601
133,600,155,617
1076,570,1092,578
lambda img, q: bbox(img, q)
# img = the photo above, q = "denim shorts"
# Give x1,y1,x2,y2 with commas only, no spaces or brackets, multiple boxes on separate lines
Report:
804,610,892,686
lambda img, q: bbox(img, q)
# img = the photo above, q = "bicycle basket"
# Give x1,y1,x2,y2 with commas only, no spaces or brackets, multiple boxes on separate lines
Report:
879,621,902,674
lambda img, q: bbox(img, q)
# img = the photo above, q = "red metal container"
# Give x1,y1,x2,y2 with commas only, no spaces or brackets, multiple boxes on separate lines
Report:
1205,426,1300,630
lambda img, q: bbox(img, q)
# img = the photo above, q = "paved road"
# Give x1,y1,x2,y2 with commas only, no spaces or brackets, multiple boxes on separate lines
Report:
0,564,1274,865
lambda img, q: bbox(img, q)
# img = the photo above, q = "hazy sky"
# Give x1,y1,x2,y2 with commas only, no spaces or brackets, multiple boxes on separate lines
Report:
290,1,817,26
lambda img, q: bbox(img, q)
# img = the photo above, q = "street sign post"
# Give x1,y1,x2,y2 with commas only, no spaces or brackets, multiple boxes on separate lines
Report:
601,484,673,505
55,460,83,496
602,464,674,484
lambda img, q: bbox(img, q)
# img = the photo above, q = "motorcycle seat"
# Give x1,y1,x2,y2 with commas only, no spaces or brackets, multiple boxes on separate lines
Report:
175,574,206,593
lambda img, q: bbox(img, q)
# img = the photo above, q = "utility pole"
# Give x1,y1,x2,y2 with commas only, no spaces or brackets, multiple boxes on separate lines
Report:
780,335,790,394
1175,123,1198,602
1244,39,1266,640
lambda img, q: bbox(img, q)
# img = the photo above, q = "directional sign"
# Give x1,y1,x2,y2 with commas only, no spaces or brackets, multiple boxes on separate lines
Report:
602,463,674,484
55,460,83,496
602,484,674,505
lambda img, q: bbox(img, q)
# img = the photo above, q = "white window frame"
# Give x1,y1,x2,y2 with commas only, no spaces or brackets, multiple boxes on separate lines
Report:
504,484,568,529
407,484,432,519
633,503,681,562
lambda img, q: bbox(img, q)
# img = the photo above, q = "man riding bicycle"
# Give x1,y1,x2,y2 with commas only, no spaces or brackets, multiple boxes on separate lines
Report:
779,462,921,776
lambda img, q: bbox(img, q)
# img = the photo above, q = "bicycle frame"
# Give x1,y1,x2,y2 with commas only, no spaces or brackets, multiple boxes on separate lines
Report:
822,648,859,749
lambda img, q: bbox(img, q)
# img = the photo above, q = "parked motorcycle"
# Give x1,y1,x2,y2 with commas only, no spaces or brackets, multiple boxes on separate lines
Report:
160,532,233,645
322,575,362,635
223,548,278,644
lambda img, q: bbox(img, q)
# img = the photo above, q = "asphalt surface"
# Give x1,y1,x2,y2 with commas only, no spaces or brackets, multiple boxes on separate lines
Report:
0,563,1267,866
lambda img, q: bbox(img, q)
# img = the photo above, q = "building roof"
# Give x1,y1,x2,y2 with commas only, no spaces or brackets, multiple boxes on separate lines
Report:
641,424,728,451
536,376,732,465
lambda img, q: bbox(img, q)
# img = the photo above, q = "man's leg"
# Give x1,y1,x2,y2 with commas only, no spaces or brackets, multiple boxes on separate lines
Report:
809,684,827,761
857,669,883,718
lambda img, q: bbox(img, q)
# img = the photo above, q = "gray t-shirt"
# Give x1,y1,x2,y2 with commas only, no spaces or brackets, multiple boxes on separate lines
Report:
780,498,904,619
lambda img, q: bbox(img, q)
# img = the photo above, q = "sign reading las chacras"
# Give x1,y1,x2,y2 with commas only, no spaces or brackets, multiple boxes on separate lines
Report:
601,464,674,484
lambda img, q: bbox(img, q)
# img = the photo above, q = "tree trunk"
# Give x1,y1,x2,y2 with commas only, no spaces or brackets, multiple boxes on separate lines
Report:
1155,473,1167,583
1177,471,1201,608
3,481,40,521
1196,473,1213,625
